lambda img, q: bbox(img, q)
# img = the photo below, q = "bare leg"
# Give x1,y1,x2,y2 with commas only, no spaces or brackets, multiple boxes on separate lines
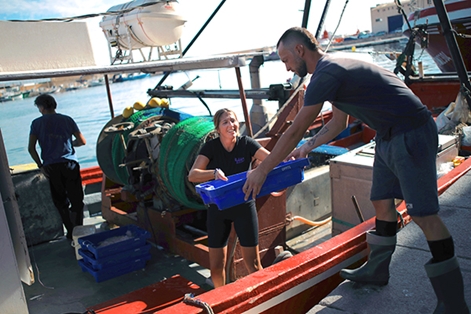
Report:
209,247,227,288
411,214,451,241
241,245,263,274
372,199,397,222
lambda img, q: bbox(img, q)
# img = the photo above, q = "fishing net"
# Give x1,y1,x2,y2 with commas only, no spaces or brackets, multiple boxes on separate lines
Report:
157,116,214,210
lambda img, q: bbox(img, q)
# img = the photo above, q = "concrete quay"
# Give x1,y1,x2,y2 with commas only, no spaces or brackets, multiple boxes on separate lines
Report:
308,168,471,313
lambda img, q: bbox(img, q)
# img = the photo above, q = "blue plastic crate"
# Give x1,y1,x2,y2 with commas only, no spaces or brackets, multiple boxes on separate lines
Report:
78,243,151,270
196,158,309,210
78,253,151,283
78,225,150,259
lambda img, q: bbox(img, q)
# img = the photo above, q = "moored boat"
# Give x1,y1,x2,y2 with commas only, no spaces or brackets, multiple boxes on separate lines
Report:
403,0,471,72
112,72,151,83
2,1,471,313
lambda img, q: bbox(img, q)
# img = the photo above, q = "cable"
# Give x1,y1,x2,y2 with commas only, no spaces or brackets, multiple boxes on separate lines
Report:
183,293,215,314
324,0,350,53
7,1,166,23
288,215,332,227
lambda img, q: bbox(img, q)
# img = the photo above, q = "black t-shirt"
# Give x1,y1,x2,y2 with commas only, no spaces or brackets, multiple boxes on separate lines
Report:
199,135,261,176
304,54,431,139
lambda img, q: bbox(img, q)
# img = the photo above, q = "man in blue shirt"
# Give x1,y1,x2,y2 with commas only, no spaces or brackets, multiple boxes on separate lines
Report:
28,94,86,240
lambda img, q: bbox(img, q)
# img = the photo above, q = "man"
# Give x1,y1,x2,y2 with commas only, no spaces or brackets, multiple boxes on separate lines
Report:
28,94,86,240
243,27,468,313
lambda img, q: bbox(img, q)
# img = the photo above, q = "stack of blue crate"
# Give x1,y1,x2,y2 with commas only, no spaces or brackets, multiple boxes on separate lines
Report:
77,224,151,282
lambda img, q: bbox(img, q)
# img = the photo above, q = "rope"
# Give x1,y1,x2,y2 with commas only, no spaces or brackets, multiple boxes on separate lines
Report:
7,1,167,22
183,293,215,314
323,0,350,53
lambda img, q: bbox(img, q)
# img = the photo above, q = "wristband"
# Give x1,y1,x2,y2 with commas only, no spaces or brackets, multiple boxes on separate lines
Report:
214,168,220,180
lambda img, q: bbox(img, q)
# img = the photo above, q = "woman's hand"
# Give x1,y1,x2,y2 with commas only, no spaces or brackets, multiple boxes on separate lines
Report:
214,168,228,181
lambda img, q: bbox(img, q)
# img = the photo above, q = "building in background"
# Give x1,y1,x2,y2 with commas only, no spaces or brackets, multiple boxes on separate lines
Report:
370,0,434,34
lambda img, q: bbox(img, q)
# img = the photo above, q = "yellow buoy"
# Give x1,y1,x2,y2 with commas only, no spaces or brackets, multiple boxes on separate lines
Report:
148,97,162,107
133,101,146,110
351,46,356,52
160,98,169,108
123,106,134,118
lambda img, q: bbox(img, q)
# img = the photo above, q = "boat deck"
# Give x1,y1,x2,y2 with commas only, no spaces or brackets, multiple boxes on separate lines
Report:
23,212,213,314
308,170,471,313
21,167,471,314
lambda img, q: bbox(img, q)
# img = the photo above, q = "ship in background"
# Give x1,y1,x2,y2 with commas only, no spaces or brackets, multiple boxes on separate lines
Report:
404,0,471,72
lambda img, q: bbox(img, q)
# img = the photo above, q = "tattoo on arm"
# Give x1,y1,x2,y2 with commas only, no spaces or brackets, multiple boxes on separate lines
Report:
306,126,329,150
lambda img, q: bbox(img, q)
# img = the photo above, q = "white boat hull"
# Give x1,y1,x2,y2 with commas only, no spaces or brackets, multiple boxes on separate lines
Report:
100,0,186,50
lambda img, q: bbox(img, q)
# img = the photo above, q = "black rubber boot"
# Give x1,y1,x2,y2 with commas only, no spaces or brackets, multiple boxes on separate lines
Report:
425,256,469,314
339,230,396,285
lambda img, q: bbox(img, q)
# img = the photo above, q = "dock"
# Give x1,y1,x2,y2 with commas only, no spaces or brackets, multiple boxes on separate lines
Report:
308,169,471,313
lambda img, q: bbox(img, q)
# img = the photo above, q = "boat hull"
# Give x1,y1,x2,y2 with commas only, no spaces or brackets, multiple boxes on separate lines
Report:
130,156,471,313
100,0,186,50
404,0,471,72
80,77,471,313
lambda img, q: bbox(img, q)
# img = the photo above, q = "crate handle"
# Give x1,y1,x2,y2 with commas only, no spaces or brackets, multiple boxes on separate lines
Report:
81,240,93,248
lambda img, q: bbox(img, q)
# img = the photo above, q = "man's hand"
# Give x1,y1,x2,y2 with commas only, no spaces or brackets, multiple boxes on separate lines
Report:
286,145,309,161
39,166,49,179
243,167,267,201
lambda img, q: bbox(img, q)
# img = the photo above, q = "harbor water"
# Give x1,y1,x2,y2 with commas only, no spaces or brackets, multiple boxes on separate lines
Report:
0,42,440,170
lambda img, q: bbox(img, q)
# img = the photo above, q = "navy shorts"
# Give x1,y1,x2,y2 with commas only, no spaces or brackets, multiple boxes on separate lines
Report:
207,201,259,248
371,117,440,217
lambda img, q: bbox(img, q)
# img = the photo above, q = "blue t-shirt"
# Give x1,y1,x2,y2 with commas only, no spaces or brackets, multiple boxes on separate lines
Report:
304,54,431,139
30,113,79,165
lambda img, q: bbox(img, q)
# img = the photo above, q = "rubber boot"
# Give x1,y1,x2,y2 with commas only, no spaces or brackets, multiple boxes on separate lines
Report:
339,230,396,285
425,256,469,314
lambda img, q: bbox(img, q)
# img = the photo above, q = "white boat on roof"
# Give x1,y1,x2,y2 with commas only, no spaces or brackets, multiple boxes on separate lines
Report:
100,0,186,63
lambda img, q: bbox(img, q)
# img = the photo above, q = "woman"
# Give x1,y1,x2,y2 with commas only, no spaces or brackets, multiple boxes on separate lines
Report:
188,108,270,288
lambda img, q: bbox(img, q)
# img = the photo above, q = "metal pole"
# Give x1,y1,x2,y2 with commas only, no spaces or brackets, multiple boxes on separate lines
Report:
235,67,253,137
432,0,471,109
104,74,114,118
351,195,365,223
315,0,332,39
301,0,312,29
154,0,227,90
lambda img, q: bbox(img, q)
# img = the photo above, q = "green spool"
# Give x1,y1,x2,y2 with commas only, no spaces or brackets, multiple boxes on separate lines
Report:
157,116,214,210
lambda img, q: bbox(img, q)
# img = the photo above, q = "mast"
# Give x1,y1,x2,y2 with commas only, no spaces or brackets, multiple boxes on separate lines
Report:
432,0,471,109
315,0,332,39
301,0,312,28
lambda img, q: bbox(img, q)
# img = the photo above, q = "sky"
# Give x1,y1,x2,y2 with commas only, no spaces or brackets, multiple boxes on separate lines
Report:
0,0,391,65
